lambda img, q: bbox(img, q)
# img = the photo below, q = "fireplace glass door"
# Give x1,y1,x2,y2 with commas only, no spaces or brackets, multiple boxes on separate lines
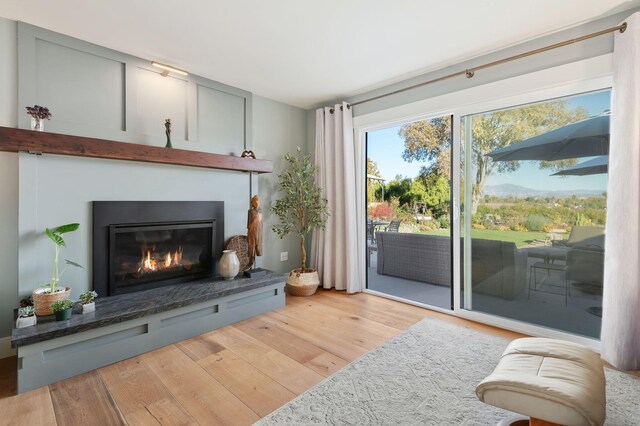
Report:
109,221,214,294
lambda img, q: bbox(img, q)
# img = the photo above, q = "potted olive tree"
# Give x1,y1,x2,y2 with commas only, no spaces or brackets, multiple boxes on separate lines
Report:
32,223,83,316
272,148,329,296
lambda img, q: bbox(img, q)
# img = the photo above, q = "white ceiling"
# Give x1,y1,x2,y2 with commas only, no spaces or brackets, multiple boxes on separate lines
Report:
0,1,637,109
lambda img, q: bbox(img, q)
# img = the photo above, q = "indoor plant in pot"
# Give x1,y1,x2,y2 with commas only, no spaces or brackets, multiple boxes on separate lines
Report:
32,223,83,316
16,306,37,328
51,299,74,321
79,291,98,314
272,148,329,296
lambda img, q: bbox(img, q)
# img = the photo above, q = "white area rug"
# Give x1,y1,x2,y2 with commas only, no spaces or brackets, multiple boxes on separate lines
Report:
256,318,640,425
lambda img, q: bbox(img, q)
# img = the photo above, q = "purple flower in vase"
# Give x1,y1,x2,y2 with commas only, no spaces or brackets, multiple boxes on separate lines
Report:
26,105,52,120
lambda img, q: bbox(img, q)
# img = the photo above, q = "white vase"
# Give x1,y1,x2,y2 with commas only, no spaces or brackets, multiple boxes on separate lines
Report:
82,301,95,314
16,315,37,328
220,250,240,280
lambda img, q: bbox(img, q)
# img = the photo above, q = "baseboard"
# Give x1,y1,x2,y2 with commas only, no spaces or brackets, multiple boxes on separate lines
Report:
0,336,16,359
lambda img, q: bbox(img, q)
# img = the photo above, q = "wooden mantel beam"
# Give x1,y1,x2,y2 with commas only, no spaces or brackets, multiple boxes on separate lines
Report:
0,127,273,174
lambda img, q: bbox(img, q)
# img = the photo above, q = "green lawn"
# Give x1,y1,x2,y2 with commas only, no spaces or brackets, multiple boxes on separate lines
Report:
421,229,566,248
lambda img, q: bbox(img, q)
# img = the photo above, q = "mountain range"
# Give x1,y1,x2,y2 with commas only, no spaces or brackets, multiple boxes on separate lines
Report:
484,184,605,198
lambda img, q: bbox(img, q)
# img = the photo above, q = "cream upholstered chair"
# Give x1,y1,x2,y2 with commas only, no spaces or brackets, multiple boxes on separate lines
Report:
476,338,606,426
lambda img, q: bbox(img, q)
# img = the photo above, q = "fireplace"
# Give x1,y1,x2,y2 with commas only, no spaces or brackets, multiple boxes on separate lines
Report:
93,201,224,296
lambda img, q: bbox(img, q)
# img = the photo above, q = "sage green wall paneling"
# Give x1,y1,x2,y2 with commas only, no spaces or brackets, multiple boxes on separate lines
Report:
0,153,19,338
17,153,250,299
17,22,135,142
136,66,188,145
197,84,246,155
0,18,18,339
35,39,126,131
16,22,253,151
252,95,307,273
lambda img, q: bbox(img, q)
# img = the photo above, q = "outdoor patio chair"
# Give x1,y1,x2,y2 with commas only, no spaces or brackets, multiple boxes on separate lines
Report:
386,219,401,233
553,225,605,249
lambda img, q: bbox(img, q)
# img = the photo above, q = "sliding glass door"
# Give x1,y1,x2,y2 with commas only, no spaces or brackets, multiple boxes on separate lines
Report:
461,89,610,338
365,115,453,310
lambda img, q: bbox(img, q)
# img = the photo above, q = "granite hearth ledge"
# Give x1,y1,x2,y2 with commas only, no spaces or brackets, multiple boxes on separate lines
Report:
12,271,285,348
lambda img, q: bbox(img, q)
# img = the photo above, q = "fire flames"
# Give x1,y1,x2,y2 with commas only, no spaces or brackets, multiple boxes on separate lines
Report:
138,246,183,273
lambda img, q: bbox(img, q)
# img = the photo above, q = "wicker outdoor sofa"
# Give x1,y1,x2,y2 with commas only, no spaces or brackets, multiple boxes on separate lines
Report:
375,232,527,300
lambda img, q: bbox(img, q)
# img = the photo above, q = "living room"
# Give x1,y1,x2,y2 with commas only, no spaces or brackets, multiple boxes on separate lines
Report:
0,1,639,425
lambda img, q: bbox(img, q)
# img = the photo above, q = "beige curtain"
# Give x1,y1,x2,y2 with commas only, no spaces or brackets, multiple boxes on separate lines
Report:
310,103,363,292
601,13,640,371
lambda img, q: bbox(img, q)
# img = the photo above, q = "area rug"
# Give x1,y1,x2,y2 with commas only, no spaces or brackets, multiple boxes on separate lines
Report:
256,318,640,425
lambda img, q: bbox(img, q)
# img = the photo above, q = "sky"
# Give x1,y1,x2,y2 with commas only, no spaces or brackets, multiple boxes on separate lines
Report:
367,89,611,192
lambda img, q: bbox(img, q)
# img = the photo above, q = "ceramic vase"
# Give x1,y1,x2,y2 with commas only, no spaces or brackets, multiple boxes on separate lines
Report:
54,308,73,321
16,315,37,328
220,250,240,280
82,302,95,314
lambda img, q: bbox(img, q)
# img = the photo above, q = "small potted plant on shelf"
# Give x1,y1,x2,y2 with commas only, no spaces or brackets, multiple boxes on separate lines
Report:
25,105,52,131
51,299,74,321
78,291,98,314
16,306,37,328
32,223,83,316
272,147,330,296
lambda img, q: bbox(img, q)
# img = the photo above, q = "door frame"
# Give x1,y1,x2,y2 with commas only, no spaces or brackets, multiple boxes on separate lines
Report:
355,53,613,351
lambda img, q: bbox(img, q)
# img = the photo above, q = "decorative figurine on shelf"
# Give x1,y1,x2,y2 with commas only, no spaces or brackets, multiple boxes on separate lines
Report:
245,195,266,277
241,149,256,159
165,118,173,148
26,105,52,131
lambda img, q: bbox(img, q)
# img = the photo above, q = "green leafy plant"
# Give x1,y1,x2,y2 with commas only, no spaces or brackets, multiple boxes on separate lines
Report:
18,306,35,317
19,296,33,308
50,299,74,313
79,291,98,305
272,148,330,273
44,223,83,294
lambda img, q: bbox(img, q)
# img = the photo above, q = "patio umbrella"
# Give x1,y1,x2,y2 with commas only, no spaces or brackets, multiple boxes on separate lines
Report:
552,156,608,176
487,114,610,161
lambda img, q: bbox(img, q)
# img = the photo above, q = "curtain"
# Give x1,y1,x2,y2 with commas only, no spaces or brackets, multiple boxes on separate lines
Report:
601,13,640,371
310,103,363,292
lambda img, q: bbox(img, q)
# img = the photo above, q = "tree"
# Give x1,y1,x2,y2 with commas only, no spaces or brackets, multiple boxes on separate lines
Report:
399,102,588,213
272,148,330,273
367,158,383,202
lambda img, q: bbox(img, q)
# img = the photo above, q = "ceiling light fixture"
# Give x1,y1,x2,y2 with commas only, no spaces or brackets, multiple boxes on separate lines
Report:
151,61,188,77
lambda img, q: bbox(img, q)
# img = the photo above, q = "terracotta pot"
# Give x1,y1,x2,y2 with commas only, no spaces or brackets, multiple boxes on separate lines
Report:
32,287,72,316
286,269,319,296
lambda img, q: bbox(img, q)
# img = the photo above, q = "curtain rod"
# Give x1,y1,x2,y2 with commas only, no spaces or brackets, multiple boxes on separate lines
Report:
343,22,627,109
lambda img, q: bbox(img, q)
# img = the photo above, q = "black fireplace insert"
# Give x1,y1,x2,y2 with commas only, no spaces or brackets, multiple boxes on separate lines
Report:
93,201,224,296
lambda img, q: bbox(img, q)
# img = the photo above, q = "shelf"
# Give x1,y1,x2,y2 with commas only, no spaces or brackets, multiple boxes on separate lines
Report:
0,127,273,173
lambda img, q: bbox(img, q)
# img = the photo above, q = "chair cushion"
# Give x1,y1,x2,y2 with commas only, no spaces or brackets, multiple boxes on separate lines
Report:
476,338,606,426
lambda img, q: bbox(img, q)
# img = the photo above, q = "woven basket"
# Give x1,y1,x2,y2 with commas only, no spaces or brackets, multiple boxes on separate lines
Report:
286,270,319,297
32,287,72,316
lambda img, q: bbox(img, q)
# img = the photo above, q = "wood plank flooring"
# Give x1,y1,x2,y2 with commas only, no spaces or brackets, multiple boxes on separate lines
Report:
0,290,525,425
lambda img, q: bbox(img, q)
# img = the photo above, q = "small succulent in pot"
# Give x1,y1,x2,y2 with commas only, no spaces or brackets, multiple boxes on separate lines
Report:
79,291,97,305
51,299,74,321
79,291,98,314
19,306,35,318
16,306,37,328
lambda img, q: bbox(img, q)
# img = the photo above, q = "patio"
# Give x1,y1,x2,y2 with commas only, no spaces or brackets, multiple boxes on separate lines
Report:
367,234,603,338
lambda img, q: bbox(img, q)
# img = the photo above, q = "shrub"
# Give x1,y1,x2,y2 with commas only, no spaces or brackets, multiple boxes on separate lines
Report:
472,224,486,230
369,202,395,220
524,214,551,232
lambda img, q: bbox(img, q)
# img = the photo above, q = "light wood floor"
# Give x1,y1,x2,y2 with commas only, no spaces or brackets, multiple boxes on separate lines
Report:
0,290,525,425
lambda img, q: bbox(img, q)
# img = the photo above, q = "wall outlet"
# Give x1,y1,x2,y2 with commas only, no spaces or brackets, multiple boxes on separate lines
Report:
280,251,288,261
